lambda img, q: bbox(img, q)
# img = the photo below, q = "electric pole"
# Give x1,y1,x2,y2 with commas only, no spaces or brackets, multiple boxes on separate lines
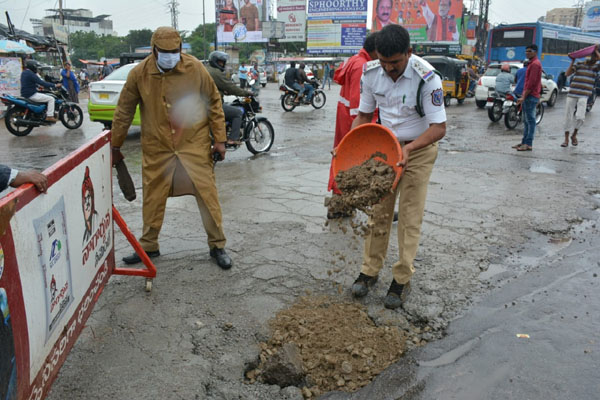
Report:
475,0,490,58
59,0,64,25
168,0,180,30
574,0,585,28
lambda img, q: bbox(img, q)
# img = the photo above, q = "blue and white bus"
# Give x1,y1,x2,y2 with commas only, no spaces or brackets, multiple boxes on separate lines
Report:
485,22,600,85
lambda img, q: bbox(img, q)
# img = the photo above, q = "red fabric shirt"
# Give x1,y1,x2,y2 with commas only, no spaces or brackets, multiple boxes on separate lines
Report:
524,56,542,99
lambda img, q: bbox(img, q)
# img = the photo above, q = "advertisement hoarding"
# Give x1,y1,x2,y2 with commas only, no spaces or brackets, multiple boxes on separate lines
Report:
0,132,114,400
307,0,368,54
371,0,463,43
277,0,307,42
217,0,269,43
582,1,600,32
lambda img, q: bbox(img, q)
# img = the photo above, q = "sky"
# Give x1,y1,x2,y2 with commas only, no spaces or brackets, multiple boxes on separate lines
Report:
0,0,588,36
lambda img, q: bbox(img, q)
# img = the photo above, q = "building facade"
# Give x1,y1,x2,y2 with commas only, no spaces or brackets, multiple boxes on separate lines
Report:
30,9,116,39
545,8,582,27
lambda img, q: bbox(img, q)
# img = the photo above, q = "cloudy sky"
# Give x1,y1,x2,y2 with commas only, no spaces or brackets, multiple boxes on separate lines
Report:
1,0,586,35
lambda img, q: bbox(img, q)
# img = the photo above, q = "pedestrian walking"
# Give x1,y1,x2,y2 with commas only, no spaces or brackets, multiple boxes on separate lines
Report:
349,25,446,309
561,46,600,147
327,33,379,216
100,60,113,80
322,63,332,89
111,26,233,270
60,62,80,103
514,44,542,151
238,62,248,88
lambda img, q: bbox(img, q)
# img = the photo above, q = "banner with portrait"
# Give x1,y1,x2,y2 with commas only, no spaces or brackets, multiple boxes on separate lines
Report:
371,0,463,44
306,0,368,54
216,0,269,43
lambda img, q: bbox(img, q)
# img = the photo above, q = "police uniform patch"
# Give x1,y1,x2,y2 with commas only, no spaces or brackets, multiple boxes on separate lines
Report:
431,88,444,106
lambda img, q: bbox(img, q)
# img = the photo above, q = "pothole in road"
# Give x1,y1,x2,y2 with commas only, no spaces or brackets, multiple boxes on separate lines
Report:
245,296,413,398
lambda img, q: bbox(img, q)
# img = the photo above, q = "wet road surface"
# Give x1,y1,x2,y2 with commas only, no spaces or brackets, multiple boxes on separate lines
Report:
1,84,599,399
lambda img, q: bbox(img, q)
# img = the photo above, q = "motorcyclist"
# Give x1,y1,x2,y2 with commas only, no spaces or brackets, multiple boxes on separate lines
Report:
20,60,61,122
284,61,302,102
495,63,514,97
206,51,253,145
296,62,314,104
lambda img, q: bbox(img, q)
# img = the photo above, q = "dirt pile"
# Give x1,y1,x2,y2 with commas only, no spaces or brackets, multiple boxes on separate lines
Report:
247,296,407,398
326,157,396,218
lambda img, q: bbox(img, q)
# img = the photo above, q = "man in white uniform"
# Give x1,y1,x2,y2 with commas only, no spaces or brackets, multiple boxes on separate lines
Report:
350,24,447,309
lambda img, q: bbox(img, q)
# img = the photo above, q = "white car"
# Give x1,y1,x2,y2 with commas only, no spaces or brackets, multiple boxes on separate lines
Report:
475,63,559,108
257,67,267,87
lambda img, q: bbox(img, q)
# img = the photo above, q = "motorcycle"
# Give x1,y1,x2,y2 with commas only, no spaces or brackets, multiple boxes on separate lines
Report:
224,95,274,154
485,90,506,122
279,79,326,112
1,79,84,137
503,93,544,129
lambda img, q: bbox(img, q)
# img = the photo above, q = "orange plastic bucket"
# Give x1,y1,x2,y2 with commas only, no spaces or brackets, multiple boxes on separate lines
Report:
332,123,403,191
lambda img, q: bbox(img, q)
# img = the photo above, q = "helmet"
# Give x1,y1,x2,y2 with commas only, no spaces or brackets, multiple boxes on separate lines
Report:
25,60,40,73
208,51,228,71
500,63,510,72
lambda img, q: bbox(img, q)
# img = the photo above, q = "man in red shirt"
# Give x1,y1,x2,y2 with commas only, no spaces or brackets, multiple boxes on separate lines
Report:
327,33,379,217
514,44,542,151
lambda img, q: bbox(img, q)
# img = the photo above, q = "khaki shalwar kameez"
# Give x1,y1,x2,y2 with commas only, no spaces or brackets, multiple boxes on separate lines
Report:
111,49,228,253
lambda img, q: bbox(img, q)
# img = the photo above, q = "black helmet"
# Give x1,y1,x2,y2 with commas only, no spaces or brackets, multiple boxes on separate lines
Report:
26,60,40,73
208,51,228,71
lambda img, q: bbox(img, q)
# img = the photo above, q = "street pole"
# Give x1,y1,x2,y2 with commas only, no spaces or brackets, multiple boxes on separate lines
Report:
203,0,206,59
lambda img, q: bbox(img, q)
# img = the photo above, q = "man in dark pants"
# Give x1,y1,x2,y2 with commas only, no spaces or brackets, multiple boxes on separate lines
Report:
514,44,542,151
206,51,253,145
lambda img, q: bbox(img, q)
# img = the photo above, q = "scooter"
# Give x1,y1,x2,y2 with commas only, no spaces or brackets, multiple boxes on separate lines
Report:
1,79,83,137
279,79,326,112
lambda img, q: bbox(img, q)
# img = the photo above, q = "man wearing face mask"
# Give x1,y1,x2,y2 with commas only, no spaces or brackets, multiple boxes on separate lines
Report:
111,26,233,270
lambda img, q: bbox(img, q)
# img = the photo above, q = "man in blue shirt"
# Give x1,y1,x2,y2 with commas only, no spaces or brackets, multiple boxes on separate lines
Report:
513,59,529,98
20,60,61,122
238,62,248,88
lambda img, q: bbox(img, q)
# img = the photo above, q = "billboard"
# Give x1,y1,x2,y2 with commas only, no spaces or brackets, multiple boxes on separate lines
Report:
582,1,600,32
306,0,368,54
277,0,307,42
371,0,463,43
216,0,269,43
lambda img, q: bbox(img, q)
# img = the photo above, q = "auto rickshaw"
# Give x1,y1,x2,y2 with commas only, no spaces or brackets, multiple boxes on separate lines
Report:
423,56,469,106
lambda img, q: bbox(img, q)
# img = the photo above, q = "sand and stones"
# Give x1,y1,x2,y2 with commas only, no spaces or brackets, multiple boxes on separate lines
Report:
247,297,407,398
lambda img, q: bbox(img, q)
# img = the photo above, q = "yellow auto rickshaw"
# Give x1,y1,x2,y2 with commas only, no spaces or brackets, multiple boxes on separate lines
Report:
423,56,469,106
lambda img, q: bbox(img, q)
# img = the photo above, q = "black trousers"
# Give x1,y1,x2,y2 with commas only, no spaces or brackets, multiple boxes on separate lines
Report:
223,104,243,141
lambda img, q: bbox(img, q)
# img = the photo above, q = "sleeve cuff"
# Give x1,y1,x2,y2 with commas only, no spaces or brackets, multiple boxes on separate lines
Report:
8,168,19,185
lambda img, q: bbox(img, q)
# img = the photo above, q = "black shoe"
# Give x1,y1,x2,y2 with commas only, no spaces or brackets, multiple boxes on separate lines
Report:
393,212,399,222
122,250,160,265
210,248,232,270
351,273,378,298
383,280,411,310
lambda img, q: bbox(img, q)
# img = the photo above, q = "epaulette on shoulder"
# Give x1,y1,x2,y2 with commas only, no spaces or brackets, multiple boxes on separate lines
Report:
363,60,381,74
411,56,436,82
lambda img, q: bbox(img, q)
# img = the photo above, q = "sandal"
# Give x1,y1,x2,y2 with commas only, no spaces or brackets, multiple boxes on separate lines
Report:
560,141,568,147
516,144,532,151
571,136,578,146
512,143,523,149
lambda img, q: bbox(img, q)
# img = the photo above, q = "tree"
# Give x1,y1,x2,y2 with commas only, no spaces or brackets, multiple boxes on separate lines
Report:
125,29,153,52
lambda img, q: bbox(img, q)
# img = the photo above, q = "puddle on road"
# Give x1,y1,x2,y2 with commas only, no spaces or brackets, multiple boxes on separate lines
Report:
529,163,557,174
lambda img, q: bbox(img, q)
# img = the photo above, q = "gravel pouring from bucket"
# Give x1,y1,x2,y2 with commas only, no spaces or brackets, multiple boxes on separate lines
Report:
332,123,403,192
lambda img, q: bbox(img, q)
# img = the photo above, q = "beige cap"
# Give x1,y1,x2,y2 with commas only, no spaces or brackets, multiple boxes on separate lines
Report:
151,26,182,51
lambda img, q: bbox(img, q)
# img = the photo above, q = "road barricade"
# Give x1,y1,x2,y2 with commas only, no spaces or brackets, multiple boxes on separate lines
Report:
0,130,155,400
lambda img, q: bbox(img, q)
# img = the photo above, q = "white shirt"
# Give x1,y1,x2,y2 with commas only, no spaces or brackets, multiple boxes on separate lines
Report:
359,55,447,141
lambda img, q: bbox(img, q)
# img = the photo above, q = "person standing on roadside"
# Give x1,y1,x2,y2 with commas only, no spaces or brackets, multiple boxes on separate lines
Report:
100,60,113,80
514,44,542,152
111,26,233,270
327,33,379,217
322,63,332,90
561,46,600,147
0,164,47,193
61,62,80,103
238,62,248,88
349,25,446,309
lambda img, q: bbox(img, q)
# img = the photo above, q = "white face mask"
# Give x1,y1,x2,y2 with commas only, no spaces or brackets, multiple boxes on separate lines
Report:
157,51,181,70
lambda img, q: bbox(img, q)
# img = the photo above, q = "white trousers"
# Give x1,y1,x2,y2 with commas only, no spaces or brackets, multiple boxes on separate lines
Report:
564,96,587,132
28,92,55,117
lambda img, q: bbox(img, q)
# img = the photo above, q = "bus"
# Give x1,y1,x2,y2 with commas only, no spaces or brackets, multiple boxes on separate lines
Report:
486,22,600,86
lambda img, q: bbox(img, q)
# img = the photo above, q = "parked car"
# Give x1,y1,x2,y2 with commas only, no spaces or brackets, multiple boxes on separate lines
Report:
88,62,141,128
475,63,559,108
257,67,267,87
